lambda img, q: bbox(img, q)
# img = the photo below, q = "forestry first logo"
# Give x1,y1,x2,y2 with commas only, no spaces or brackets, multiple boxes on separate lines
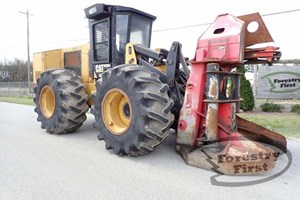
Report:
205,140,292,187
261,71,300,93
217,151,280,174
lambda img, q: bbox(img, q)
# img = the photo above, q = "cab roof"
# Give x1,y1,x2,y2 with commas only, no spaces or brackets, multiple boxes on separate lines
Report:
84,4,156,21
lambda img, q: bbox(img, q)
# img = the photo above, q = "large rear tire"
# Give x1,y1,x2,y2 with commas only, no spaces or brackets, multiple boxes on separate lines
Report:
91,64,174,156
34,69,89,134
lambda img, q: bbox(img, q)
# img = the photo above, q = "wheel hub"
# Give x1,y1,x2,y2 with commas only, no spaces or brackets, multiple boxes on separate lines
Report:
39,85,55,119
102,88,132,135
122,103,130,119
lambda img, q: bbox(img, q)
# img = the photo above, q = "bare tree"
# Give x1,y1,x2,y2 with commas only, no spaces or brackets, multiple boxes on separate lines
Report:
0,59,32,82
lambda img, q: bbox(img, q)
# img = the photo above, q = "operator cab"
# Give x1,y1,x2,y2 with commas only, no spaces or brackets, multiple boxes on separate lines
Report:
84,4,156,78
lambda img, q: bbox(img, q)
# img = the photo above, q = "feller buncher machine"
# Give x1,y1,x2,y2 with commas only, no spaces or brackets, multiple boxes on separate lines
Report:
33,3,286,174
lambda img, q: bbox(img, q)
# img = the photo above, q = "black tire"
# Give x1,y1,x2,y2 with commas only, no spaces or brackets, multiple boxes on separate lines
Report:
91,64,174,156
34,69,89,134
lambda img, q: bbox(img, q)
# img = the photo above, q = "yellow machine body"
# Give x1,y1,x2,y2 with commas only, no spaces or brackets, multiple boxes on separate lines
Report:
33,43,95,105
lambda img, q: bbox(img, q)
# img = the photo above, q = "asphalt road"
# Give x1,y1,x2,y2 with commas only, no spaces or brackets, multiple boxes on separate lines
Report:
0,102,299,200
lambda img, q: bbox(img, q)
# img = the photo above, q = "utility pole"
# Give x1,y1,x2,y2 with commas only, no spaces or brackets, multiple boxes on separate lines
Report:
19,10,33,93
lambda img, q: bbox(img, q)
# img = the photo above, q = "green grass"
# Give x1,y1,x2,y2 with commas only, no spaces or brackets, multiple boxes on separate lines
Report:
0,96,35,106
238,112,300,139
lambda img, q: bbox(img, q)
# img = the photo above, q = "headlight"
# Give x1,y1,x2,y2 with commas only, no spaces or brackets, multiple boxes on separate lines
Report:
88,6,97,15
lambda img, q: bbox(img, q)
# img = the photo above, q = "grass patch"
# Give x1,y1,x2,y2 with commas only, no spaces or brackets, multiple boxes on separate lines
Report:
0,96,34,106
238,112,300,139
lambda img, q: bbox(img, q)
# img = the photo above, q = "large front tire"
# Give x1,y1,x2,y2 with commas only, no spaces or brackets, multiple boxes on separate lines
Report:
91,64,174,156
34,69,89,134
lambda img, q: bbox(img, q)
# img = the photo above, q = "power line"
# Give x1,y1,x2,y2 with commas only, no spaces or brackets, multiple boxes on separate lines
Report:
262,8,300,17
153,8,300,32
153,22,211,32
26,8,300,44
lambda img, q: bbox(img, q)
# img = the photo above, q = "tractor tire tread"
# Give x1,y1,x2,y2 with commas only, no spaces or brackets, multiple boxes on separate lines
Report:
92,64,174,156
34,69,89,134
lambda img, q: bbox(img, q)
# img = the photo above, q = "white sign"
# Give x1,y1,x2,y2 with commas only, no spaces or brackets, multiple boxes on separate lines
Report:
257,65,300,99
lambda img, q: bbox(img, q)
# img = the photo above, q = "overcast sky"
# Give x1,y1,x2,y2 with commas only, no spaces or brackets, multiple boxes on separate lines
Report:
1,0,299,61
